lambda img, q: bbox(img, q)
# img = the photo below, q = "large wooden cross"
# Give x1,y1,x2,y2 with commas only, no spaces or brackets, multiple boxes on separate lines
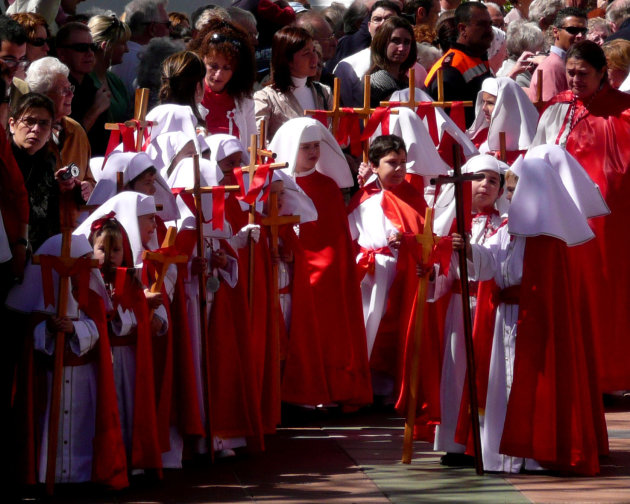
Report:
104,88,155,152
241,134,288,313
402,207,439,465
533,69,546,111
261,191,300,422
32,208,98,495
305,76,398,163
498,131,507,163
427,146,486,476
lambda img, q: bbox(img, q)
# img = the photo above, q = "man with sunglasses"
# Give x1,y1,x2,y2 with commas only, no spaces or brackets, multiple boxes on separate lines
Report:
0,15,27,86
528,7,588,102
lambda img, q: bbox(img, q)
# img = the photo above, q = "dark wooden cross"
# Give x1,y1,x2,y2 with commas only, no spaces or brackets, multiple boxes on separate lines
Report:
533,69,546,111
32,207,98,495
428,146,485,476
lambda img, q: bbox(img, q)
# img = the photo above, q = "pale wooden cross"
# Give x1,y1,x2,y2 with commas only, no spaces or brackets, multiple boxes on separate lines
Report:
32,208,98,495
380,67,422,110
425,146,486,475
402,206,440,465
241,134,288,312
104,88,155,152
304,77,345,138
261,191,300,421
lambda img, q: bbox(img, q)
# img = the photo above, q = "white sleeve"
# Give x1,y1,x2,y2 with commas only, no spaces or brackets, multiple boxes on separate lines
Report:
33,314,99,357
469,235,500,282
218,254,238,288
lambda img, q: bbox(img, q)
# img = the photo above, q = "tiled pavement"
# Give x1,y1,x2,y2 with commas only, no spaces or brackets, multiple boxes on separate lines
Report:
21,399,630,503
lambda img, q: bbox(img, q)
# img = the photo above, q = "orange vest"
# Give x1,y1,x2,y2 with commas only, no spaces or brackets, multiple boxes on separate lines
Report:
425,47,490,87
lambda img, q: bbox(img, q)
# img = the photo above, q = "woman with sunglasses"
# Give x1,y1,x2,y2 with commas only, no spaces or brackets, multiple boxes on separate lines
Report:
10,12,50,65
255,26,331,141
533,40,630,396
88,14,131,123
9,93,77,252
195,19,256,144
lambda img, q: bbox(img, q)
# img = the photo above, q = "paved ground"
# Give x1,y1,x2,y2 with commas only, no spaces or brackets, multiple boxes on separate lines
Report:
17,397,630,503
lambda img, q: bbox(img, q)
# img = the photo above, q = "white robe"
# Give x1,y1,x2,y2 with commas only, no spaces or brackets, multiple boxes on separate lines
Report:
35,313,99,484
469,226,543,473
348,192,399,360
432,213,503,453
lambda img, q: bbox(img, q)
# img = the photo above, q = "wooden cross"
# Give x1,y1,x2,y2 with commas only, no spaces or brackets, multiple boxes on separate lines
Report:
32,207,98,495
533,69,546,111
380,67,422,110
142,226,188,319
304,77,344,139
498,131,507,162
257,118,276,161
427,146,485,475
402,207,440,465
104,88,155,152
242,134,288,312
261,191,300,422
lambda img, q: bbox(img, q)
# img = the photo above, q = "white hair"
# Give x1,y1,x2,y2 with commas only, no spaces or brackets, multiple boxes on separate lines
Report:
194,7,230,32
506,21,544,60
25,57,70,94
124,0,168,35
416,42,442,70
607,0,630,27
528,0,564,24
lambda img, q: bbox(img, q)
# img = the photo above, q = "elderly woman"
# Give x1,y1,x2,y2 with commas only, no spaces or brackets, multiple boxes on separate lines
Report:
496,21,545,87
25,56,95,200
255,26,331,141
88,14,131,123
587,17,612,47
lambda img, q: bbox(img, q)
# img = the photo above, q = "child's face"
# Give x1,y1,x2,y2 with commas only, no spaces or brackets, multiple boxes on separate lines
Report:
263,180,285,215
505,172,518,202
93,233,124,271
295,141,320,173
471,169,502,212
371,149,406,190
481,91,497,122
128,169,157,196
138,213,157,247
218,151,242,185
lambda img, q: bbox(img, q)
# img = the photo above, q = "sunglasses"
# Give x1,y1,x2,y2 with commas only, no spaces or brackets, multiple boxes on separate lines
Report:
28,37,51,47
208,32,241,48
58,42,99,53
560,26,588,36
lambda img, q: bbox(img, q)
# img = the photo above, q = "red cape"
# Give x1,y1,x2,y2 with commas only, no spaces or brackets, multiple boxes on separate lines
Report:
550,85,630,391
297,171,372,405
500,236,608,475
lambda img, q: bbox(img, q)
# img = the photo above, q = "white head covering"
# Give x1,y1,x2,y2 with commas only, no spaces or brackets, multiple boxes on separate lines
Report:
166,156,232,238
90,157,105,182
433,154,509,236
467,77,539,153
264,169,318,223
508,158,594,246
524,144,610,219
5,233,109,316
269,117,354,189
370,107,450,177
87,151,179,221
145,131,195,177
389,87,479,160
145,103,200,152
75,192,158,266
207,134,250,167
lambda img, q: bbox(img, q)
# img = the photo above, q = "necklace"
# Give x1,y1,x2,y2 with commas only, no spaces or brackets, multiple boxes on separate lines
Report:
560,87,601,146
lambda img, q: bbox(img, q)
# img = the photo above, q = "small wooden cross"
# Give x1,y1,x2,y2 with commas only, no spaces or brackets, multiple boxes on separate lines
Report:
533,69,546,111
499,131,507,162
32,208,98,495
241,134,288,312
304,77,345,138
142,226,188,302
104,88,156,152
380,67,421,110
402,206,440,465
261,191,300,420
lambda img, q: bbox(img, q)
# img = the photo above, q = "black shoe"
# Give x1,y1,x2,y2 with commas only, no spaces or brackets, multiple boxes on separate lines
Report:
440,452,475,467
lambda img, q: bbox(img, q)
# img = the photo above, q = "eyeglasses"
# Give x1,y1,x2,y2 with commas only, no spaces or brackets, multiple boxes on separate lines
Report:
560,26,588,36
208,32,241,48
18,116,52,129
0,56,29,69
52,85,75,97
28,37,51,47
58,42,99,53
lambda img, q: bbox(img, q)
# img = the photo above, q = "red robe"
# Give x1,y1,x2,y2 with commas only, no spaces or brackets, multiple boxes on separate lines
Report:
547,85,630,391
296,171,372,405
